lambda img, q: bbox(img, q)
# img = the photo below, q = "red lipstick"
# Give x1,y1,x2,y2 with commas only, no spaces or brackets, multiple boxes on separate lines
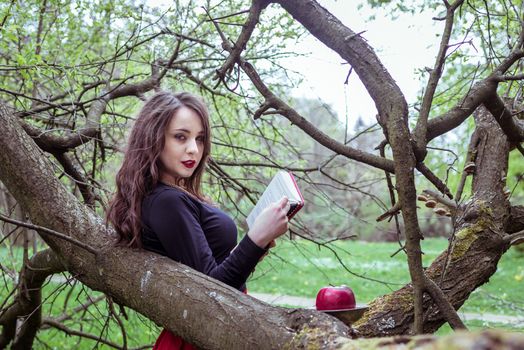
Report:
182,160,196,168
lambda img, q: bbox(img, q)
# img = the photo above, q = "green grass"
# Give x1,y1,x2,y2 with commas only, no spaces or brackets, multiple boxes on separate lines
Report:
248,237,524,321
1,238,523,348
1,278,159,349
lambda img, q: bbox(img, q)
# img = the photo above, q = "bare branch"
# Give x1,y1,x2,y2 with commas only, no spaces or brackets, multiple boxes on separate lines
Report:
424,278,467,330
427,36,524,142
494,73,524,81
54,152,98,207
504,229,524,246
413,0,465,157
376,202,401,222
239,60,396,173
213,0,270,84
0,213,98,255
40,295,105,329
416,163,453,199
422,189,457,210
270,0,408,125
41,319,127,350
0,249,65,349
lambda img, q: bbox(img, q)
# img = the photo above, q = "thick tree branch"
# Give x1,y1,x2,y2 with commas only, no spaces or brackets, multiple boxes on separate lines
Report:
426,79,496,142
504,229,524,246
21,122,98,153
482,93,524,143
494,73,524,81
268,0,443,335
424,278,467,330
0,101,353,350
271,0,408,136
355,103,513,337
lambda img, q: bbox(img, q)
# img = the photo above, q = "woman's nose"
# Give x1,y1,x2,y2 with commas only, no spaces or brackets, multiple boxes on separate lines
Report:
186,138,199,154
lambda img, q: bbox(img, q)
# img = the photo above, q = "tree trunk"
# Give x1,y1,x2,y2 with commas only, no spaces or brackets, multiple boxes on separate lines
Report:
0,74,522,350
0,104,351,349
354,105,512,336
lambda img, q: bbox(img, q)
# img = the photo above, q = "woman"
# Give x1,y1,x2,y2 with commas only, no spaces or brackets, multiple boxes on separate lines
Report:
107,91,289,349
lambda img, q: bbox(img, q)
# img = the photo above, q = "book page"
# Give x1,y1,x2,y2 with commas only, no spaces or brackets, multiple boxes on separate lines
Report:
246,171,303,228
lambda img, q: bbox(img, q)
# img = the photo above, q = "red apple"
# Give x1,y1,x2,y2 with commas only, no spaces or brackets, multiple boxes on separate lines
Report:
315,285,356,311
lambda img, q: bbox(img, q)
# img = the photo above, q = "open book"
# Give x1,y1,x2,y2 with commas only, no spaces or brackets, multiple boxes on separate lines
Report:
246,171,304,229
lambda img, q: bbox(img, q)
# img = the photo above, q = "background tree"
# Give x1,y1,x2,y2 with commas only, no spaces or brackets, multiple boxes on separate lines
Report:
1,0,523,348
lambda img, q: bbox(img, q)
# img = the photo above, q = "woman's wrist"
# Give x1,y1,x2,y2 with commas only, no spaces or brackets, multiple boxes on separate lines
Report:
247,230,270,249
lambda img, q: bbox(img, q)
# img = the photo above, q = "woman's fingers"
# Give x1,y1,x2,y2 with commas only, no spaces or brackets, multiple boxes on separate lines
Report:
279,196,290,211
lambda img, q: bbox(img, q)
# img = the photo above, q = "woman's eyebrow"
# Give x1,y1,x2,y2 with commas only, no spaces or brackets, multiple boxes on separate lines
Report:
172,128,204,134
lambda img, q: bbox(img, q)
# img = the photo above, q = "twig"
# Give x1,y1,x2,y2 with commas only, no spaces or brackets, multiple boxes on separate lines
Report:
40,295,105,329
42,319,125,350
210,0,269,86
413,0,465,155
504,229,524,245
416,162,453,199
422,189,457,210
424,278,467,330
0,213,98,255
377,202,401,222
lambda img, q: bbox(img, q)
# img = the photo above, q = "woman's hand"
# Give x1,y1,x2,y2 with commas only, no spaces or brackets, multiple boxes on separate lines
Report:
248,196,290,249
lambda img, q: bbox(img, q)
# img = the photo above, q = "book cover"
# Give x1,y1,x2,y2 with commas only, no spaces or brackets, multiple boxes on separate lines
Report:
246,171,304,229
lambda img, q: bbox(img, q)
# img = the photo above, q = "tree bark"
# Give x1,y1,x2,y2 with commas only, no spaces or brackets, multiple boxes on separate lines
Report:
354,105,512,336
0,103,351,349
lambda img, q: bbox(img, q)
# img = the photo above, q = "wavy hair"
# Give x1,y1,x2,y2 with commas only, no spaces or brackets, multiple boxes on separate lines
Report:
106,91,211,248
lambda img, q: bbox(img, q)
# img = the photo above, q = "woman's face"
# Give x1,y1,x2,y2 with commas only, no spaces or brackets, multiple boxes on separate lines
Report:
159,106,205,184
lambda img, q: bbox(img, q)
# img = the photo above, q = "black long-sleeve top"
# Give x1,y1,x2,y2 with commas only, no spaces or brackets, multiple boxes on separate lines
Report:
141,183,266,290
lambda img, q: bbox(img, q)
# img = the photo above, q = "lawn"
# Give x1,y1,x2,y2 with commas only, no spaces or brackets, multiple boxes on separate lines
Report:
1,237,523,348
247,237,524,326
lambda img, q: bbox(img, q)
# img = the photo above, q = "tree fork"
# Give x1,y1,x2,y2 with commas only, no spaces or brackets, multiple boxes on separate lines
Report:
0,102,352,350
354,105,512,336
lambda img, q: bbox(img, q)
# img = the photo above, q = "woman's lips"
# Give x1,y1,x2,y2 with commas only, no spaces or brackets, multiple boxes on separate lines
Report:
182,160,196,169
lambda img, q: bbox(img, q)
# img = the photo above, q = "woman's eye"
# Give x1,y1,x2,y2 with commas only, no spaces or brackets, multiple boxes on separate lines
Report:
175,134,186,141
196,136,205,143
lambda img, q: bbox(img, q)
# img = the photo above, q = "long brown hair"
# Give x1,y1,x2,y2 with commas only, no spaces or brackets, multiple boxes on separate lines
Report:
106,91,211,248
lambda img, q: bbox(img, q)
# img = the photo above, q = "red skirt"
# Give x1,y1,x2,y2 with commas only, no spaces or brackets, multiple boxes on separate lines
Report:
152,329,198,350
153,289,247,350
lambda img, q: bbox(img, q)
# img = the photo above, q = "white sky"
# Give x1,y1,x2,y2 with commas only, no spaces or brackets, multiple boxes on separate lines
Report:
151,0,445,130
281,1,444,129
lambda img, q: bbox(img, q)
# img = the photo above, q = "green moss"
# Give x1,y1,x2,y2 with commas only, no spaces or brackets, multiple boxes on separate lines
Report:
451,202,494,260
354,291,413,328
285,326,322,350
451,227,480,259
